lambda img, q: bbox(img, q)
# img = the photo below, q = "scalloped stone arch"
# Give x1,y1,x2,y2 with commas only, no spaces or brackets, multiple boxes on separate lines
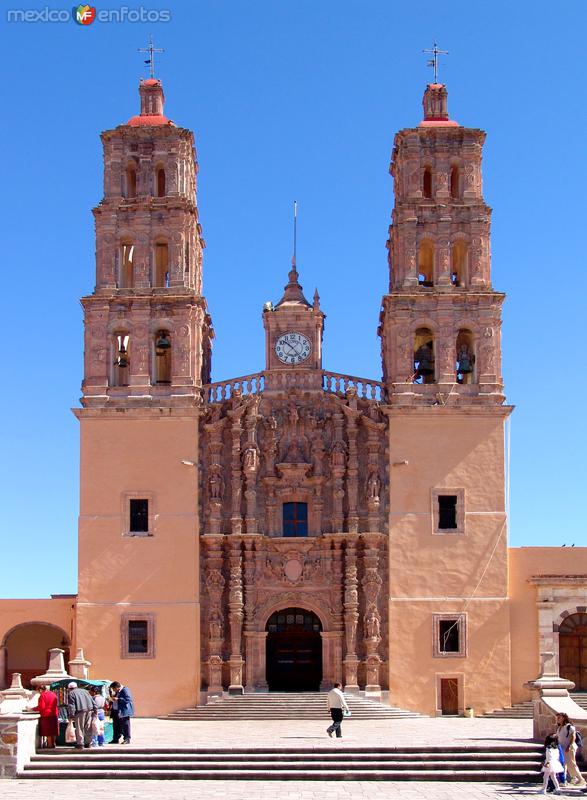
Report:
256,593,332,633
553,607,587,632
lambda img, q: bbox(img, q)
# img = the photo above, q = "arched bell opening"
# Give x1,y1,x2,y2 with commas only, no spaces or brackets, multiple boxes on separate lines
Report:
559,613,587,691
154,240,170,288
418,240,434,287
456,329,475,385
422,166,433,199
265,608,323,691
451,240,468,287
112,331,130,387
119,242,135,289
413,327,435,384
450,165,461,200
153,329,171,385
155,165,166,198
125,163,137,199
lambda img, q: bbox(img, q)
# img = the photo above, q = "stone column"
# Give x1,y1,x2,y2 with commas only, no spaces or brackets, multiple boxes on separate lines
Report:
203,535,225,696
227,536,245,694
361,534,384,696
228,399,245,535
345,412,359,534
245,632,268,691
321,631,343,689
343,537,360,692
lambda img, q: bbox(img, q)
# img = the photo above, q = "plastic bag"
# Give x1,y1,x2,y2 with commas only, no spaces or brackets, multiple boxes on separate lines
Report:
343,709,351,717
65,720,76,743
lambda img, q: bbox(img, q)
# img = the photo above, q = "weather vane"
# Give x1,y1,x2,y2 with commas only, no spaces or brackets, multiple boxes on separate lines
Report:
423,41,449,84
139,35,164,79
292,200,298,268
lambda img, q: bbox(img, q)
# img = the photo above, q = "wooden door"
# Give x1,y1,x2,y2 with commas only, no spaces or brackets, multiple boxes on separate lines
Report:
440,678,459,715
560,625,587,691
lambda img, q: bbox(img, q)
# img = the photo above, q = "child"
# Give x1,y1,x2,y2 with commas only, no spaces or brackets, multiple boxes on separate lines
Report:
542,735,564,794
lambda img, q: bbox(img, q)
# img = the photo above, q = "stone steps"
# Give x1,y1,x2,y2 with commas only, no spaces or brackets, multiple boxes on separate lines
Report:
21,744,546,781
163,692,421,720
482,693,587,719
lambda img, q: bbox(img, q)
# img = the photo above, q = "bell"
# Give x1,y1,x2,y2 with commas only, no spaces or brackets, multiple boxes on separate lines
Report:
115,353,129,368
155,331,171,352
415,345,434,376
458,353,473,373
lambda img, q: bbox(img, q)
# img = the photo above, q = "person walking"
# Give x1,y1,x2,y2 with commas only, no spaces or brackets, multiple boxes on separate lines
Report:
542,735,564,794
67,681,94,749
110,681,134,744
33,685,59,749
326,682,349,739
556,713,586,787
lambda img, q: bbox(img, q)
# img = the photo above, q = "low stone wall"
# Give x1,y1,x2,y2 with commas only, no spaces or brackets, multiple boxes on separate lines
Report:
0,714,38,777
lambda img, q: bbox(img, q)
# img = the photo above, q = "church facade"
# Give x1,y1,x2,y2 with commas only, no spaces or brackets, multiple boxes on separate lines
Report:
1,77,586,718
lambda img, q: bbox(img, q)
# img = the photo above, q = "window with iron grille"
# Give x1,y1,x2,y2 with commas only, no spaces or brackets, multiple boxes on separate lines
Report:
121,614,155,659
433,614,466,658
128,620,149,654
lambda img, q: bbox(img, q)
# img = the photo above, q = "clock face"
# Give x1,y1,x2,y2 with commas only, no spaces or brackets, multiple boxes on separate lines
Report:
274,331,312,365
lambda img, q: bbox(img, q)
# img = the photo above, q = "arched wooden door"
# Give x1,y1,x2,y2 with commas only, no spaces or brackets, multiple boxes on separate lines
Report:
266,608,322,691
559,613,587,691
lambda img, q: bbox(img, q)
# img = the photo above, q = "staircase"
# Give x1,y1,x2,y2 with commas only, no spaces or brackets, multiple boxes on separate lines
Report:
21,743,545,781
163,692,421,720
482,692,587,719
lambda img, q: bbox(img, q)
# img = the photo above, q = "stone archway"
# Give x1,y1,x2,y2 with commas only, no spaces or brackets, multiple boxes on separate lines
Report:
265,607,322,691
559,612,587,691
2,622,70,689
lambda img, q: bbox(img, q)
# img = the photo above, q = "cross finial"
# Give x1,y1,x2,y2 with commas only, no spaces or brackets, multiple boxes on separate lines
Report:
138,35,164,80
423,41,449,84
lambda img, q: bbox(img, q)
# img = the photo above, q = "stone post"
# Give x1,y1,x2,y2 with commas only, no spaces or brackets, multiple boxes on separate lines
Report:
343,537,360,693
227,536,245,694
68,648,91,680
0,647,6,690
30,648,70,688
524,651,587,741
361,534,384,696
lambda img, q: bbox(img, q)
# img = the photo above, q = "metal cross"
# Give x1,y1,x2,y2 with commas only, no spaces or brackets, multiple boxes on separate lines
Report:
423,41,449,84
138,35,164,79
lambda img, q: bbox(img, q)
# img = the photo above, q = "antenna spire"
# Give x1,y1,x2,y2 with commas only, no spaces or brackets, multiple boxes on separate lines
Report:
423,41,449,84
292,200,298,270
138,35,164,80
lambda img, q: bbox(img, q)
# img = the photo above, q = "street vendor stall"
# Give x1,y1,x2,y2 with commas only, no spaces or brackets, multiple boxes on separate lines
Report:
50,678,113,746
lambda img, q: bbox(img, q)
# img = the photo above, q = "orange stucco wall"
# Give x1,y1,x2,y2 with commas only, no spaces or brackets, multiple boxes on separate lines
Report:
387,408,511,715
76,411,201,716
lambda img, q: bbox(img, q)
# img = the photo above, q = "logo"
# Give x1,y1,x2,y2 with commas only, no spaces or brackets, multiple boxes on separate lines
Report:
73,4,95,24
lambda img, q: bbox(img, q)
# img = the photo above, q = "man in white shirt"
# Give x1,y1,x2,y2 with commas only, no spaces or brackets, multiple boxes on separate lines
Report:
326,682,350,738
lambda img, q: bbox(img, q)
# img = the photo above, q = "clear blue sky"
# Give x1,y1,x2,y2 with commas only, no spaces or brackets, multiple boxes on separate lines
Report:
0,0,585,598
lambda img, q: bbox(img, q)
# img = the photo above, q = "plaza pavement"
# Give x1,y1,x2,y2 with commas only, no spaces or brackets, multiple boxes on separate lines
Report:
5,716,587,799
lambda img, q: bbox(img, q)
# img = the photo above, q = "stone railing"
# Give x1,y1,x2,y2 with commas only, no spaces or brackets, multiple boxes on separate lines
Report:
204,372,265,403
322,371,385,401
204,370,385,403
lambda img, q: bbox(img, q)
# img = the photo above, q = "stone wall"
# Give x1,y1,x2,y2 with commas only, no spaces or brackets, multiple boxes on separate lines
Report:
0,714,38,778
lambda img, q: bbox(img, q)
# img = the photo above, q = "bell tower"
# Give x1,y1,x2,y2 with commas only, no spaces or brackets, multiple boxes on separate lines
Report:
73,77,210,716
81,77,212,407
379,82,504,404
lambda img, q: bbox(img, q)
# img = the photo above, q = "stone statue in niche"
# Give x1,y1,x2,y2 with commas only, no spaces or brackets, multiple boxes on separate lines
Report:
208,467,224,500
366,470,381,502
209,609,223,640
365,609,381,641
243,445,259,473
330,440,347,470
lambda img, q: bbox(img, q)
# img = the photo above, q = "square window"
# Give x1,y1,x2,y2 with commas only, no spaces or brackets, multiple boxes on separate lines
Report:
283,502,308,537
121,614,155,659
433,614,466,658
130,499,149,533
128,620,149,654
438,495,457,529
432,489,464,534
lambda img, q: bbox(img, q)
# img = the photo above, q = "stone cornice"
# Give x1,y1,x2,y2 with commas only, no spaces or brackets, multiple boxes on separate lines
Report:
72,406,203,420
528,575,587,586
381,404,514,418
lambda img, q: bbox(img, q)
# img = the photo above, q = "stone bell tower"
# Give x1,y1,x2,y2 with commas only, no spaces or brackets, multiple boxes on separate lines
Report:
379,82,504,404
379,82,514,716
73,78,211,716
81,77,212,407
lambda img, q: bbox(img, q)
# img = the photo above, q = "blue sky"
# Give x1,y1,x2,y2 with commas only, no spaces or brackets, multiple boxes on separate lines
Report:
0,0,585,598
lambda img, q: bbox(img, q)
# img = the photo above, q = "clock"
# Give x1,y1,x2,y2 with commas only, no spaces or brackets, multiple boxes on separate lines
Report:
274,331,312,365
